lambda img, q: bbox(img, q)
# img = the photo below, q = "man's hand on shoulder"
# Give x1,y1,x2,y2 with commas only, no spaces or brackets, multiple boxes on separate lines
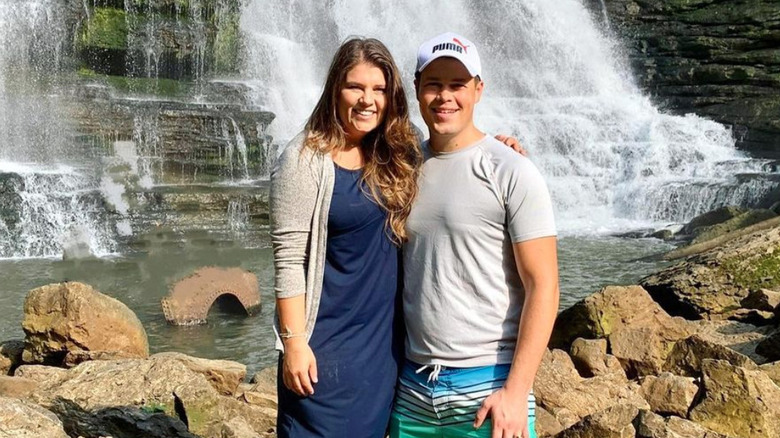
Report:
495,134,528,156
474,387,531,438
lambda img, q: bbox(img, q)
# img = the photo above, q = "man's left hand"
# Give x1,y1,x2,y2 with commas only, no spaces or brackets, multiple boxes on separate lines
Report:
495,135,528,156
474,387,530,438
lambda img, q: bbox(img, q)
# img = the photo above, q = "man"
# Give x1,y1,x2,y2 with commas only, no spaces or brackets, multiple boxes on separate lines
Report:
390,32,559,438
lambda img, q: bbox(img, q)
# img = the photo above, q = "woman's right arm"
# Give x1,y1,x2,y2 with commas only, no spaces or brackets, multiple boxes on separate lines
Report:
269,137,320,396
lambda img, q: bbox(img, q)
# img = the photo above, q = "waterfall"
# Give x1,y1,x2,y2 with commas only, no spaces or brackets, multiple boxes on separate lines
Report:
0,0,116,258
241,0,778,233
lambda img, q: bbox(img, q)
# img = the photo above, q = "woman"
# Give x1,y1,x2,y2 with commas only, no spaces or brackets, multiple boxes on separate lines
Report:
270,38,420,437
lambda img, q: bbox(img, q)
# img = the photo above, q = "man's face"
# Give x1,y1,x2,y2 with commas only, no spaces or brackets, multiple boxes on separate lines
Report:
416,57,483,138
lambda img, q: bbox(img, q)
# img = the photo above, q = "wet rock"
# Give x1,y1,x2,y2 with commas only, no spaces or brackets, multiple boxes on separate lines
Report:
570,338,625,379
756,330,780,361
0,395,69,438
22,282,149,366
0,172,24,230
639,373,699,417
689,359,780,438
557,404,638,438
741,288,780,312
650,229,675,241
0,340,24,375
680,206,748,238
663,335,757,377
151,352,247,396
691,209,777,244
0,376,39,399
635,410,729,438
641,224,780,319
550,285,692,350
534,349,648,429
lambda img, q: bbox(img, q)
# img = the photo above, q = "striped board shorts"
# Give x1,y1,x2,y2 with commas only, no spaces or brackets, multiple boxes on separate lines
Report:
390,360,537,438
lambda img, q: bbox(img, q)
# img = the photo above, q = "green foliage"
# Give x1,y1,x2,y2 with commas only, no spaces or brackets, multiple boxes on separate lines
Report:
212,12,241,73
80,7,129,50
140,401,167,414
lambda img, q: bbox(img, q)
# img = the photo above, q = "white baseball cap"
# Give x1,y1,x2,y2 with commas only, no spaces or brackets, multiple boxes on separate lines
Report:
416,32,482,78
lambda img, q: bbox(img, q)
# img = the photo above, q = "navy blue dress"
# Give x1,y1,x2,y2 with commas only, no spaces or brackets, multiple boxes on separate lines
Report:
277,164,403,438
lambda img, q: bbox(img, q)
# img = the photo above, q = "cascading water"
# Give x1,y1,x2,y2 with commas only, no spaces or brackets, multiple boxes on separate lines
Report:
0,0,116,259
241,0,778,234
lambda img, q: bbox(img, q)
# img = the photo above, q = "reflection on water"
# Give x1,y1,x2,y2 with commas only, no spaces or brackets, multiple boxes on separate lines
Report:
0,232,673,374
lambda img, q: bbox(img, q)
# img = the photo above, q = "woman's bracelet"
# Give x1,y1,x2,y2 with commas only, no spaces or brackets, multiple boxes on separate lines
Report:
279,330,307,339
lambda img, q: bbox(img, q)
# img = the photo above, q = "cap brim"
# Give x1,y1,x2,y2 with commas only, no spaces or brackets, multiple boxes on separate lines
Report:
417,53,480,77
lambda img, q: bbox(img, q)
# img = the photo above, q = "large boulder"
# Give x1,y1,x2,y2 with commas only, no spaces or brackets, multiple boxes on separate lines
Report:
689,359,780,438
663,335,758,377
642,224,780,319
741,288,780,313
534,349,649,430
550,285,692,350
29,356,276,438
760,360,780,387
639,373,699,417
609,327,671,377
22,282,149,366
0,395,69,438
0,376,39,399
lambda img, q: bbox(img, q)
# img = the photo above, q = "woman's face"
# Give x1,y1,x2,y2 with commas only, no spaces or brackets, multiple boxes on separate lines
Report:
338,62,387,145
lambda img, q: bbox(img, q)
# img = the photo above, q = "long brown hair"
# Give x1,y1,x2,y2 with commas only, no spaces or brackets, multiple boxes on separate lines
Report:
304,37,421,244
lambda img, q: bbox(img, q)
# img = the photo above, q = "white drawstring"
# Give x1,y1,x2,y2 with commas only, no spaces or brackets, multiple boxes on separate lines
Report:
416,364,442,383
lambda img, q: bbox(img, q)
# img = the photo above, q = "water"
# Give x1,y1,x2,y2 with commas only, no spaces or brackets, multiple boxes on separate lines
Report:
241,0,779,234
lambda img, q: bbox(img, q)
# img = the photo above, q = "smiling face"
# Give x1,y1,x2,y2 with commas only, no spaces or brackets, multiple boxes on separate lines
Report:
416,57,484,146
337,61,387,146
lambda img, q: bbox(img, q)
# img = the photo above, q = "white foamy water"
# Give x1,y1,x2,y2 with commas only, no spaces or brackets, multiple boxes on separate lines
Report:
241,0,778,234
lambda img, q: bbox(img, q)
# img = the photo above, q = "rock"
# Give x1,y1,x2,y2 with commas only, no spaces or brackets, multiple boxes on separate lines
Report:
151,352,247,396
635,410,729,438
639,373,699,417
609,327,670,377
220,416,262,438
0,340,24,375
241,367,277,409
534,349,649,429
727,308,776,326
535,405,564,437
756,330,780,361
29,356,276,438
691,209,777,244
557,404,638,438
641,224,780,319
690,319,774,363
550,285,692,350
162,267,261,325
0,376,39,399
650,229,674,241
663,335,757,377
602,0,780,155
689,359,780,438
760,360,780,387
742,289,780,312
570,338,625,379
0,395,69,438
680,206,748,237
22,282,149,366
13,365,69,384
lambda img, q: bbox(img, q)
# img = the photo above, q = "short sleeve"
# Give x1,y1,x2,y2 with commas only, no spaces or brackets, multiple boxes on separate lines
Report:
500,156,557,243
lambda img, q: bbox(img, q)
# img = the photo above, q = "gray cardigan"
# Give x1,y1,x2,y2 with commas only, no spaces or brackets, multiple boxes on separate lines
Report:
269,133,335,351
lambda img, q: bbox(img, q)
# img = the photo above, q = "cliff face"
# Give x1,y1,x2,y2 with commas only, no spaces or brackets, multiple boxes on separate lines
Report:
602,0,780,157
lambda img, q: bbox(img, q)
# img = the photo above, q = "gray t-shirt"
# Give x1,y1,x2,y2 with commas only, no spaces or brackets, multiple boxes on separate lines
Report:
403,135,557,367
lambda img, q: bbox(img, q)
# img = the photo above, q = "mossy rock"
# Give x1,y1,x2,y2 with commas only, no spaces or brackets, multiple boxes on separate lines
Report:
79,7,128,50
692,209,778,244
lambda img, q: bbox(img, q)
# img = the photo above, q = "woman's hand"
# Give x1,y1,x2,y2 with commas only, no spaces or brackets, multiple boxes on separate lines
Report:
282,338,318,396
495,134,528,156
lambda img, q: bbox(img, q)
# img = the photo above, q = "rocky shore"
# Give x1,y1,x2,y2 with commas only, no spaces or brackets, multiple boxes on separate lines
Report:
3,209,780,437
